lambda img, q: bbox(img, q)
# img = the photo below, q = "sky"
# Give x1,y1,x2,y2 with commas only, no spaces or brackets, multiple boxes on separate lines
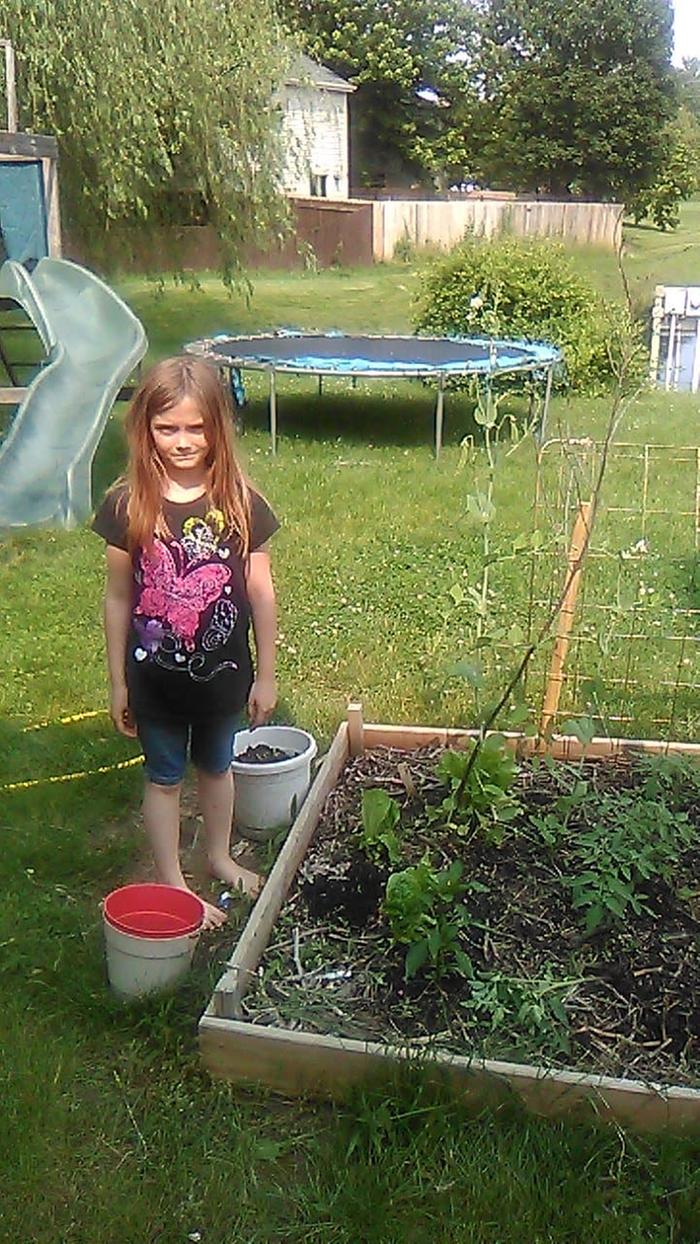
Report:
673,0,700,65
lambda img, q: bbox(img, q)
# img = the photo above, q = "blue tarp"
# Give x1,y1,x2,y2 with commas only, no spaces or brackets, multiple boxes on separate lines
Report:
0,161,49,266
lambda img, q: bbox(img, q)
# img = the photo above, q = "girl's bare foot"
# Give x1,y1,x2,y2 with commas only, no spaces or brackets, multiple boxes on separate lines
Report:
209,857,262,899
168,884,227,931
200,898,228,930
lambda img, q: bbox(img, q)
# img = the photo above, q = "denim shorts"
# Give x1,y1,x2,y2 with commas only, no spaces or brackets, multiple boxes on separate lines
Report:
136,715,245,786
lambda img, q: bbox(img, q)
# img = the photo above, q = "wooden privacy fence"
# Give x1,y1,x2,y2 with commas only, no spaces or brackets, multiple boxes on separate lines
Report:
371,198,624,260
70,197,622,274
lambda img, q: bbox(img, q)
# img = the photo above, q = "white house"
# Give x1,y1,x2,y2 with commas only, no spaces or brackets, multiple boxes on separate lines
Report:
280,53,355,200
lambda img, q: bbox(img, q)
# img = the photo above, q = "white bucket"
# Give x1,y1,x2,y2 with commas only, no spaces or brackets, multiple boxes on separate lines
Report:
231,725,317,840
103,917,200,999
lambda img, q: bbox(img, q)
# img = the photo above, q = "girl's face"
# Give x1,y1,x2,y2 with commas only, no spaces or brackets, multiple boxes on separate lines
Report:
150,394,210,477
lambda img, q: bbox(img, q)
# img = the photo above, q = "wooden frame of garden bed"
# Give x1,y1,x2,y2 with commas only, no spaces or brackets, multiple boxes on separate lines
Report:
199,707,700,1131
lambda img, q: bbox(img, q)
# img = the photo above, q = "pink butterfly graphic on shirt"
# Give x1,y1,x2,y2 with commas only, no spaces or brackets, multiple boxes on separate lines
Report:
136,539,231,650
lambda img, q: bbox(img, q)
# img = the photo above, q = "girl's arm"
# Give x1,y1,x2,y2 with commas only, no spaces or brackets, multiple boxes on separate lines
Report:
246,545,278,727
104,544,137,738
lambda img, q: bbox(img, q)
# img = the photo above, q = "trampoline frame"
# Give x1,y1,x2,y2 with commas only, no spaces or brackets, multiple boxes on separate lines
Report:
184,331,559,457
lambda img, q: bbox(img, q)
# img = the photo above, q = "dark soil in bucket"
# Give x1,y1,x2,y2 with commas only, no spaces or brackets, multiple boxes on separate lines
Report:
236,743,296,765
242,743,700,1087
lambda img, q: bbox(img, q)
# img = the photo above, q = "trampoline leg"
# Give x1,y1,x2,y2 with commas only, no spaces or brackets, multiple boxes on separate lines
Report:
539,367,554,442
318,375,323,397
269,368,278,455
434,379,445,459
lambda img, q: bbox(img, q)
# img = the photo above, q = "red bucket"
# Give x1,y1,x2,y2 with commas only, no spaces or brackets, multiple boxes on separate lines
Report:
103,884,204,939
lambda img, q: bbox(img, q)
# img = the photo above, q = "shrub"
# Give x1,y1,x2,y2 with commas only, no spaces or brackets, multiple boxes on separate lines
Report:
413,235,632,393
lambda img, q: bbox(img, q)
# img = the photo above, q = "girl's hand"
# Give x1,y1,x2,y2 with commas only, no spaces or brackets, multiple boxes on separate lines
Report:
247,677,277,728
110,687,137,738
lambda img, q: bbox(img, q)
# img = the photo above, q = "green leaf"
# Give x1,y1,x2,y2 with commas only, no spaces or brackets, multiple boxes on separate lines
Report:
508,703,531,727
445,859,464,886
437,748,471,782
361,788,400,839
584,903,604,932
549,996,569,1024
405,939,429,980
562,716,597,747
604,893,627,917
453,948,474,978
450,657,484,688
466,492,495,524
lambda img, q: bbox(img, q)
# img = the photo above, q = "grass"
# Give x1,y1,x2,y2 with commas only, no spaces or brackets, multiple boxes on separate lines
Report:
1,205,700,1241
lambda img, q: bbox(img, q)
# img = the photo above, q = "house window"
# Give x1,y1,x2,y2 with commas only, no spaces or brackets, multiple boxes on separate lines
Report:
310,172,328,197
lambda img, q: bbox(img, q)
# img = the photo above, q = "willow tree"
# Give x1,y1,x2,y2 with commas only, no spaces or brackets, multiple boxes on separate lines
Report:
2,0,291,276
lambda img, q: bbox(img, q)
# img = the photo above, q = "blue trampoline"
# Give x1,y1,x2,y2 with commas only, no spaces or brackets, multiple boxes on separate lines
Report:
184,330,561,456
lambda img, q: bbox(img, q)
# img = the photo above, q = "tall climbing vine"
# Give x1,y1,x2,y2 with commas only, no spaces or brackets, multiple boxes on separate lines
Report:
2,0,291,277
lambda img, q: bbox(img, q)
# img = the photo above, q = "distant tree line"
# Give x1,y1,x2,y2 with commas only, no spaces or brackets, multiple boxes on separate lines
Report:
281,0,697,225
1,0,694,274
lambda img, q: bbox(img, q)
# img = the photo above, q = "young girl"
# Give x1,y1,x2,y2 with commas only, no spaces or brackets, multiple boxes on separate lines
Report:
93,356,279,928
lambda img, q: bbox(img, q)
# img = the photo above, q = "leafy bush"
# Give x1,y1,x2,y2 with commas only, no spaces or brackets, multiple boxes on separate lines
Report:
413,235,632,393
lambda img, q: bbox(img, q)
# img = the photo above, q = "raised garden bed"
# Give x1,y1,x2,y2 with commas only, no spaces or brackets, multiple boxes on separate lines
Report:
199,709,700,1131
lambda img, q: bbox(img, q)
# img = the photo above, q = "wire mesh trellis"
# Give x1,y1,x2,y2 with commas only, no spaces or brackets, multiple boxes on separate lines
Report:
528,440,699,742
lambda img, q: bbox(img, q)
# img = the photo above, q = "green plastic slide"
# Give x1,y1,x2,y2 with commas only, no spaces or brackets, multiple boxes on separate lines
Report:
0,258,147,528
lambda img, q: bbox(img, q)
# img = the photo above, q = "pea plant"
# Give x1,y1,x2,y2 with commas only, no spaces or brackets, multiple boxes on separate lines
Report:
445,241,646,811
451,379,548,725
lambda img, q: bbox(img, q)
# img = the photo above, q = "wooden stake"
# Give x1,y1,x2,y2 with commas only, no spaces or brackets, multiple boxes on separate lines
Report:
1,41,18,133
540,501,592,739
347,701,365,756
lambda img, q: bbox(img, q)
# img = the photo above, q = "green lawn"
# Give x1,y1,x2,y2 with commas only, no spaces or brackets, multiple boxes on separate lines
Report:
1,207,700,1242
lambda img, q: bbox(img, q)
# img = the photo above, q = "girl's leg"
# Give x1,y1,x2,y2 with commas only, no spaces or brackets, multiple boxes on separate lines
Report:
192,718,261,898
196,768,261,896
142,778,187,888
137,718,227,928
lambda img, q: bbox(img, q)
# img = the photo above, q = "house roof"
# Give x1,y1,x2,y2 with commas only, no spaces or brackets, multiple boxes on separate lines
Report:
285,52,356,93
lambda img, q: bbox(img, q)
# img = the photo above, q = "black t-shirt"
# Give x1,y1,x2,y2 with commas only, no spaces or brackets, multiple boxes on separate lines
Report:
92,485,279,723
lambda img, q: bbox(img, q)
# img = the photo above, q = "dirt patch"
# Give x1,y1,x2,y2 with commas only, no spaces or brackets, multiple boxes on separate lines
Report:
236,743,295,765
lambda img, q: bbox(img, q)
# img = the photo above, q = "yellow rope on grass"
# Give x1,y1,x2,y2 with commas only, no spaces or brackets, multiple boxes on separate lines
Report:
0,754,142,793
20,709,107,732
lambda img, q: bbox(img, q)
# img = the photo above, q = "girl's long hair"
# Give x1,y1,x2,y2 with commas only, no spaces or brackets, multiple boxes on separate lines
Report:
122,356,250,555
